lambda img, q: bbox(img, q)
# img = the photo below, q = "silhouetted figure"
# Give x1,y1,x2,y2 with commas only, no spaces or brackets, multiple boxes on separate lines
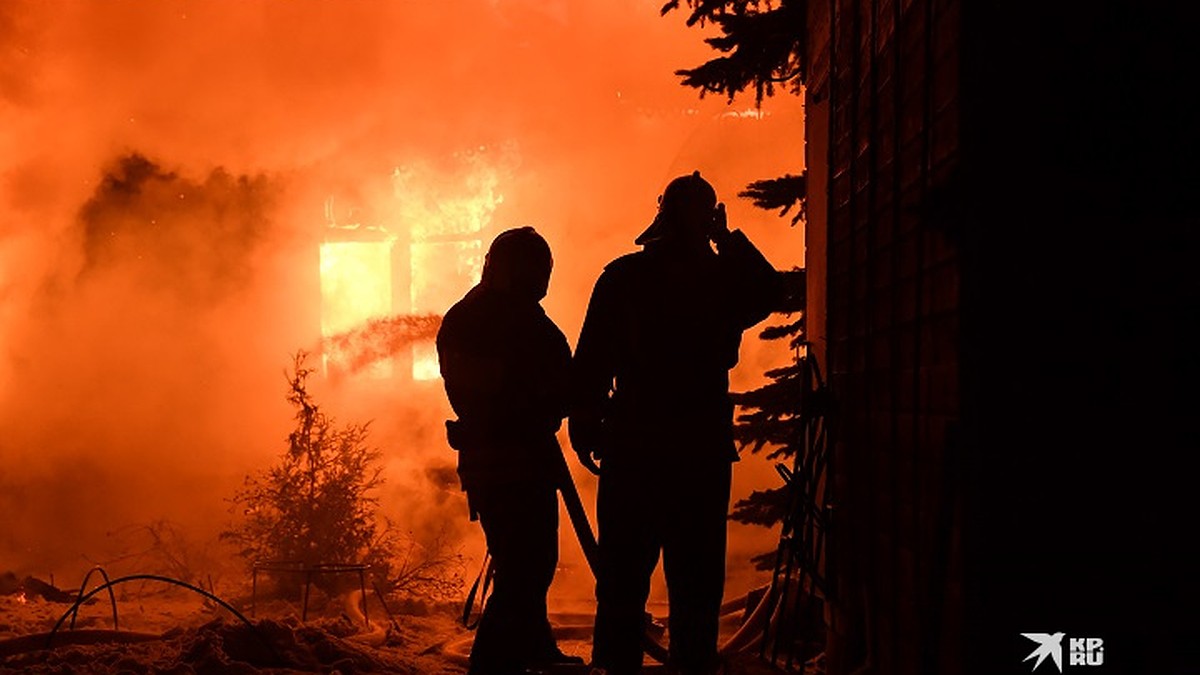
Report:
438,227,582,675
570,172,780,675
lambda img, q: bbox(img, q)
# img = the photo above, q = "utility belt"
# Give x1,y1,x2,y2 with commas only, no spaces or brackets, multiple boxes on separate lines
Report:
447,419,565,523
444,418,556,452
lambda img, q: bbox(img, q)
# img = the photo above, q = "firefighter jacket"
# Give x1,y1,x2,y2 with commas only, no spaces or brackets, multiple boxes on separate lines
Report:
437,284,571,491
569,229,780,468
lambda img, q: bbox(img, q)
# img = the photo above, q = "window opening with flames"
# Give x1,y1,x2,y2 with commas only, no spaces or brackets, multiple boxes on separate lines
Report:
319,156,501,381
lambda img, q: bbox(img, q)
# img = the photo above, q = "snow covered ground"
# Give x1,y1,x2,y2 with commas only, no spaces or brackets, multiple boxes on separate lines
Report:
0,576,820,674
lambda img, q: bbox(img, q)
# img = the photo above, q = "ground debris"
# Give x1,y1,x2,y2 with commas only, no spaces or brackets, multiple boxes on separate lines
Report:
0,617,422,674
0,572,86,604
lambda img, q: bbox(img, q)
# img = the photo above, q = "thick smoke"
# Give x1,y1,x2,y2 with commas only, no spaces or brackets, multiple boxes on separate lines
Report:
79,154,275,303
0,0,803,604
0,153,301,577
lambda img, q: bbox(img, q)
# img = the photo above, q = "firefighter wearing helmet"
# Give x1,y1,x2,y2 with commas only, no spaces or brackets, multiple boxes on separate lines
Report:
570,171,782,675
438,227,584,675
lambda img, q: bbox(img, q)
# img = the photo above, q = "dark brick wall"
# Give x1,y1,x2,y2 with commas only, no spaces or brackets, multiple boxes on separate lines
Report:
809,0,962,673
808,1,1200,673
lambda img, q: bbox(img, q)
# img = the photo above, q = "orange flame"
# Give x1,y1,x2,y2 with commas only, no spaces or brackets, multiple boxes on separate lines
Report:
319,152,503,379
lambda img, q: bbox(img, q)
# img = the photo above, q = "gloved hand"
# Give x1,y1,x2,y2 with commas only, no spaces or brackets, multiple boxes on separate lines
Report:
567,416,604,475
444,419,469,451
708,202,732,245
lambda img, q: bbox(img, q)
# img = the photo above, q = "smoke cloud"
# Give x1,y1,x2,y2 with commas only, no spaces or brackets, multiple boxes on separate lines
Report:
0,0,803,604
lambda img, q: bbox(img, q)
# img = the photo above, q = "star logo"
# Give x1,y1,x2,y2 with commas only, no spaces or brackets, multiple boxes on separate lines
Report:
1022,632,1065,672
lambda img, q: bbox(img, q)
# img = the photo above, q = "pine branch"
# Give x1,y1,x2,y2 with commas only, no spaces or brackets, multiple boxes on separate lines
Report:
759,315,804,342
732,420,804,458
739,173,807,226
661,0,770,27
730,485,789,526
750,549,778,571
664,0,806,104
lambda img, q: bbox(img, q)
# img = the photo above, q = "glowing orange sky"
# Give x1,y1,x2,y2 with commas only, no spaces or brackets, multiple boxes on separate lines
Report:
0,0,803,588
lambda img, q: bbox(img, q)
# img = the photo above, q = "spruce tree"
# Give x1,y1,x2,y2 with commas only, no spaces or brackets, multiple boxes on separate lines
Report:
222,352,464,599
660,0,806,104
663,0,811,544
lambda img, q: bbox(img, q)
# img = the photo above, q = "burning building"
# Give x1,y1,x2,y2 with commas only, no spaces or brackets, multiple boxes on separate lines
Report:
317,154,502,381
0,1,814,671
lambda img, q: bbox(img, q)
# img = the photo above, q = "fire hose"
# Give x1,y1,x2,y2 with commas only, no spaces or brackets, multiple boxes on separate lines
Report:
460,446,801,665
551,449,673,664
553,453,807,664
0,572,286,663
458,448,671,663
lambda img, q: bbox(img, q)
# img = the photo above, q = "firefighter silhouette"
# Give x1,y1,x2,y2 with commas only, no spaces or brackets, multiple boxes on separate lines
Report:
570,172,781,675
437,227,583,674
